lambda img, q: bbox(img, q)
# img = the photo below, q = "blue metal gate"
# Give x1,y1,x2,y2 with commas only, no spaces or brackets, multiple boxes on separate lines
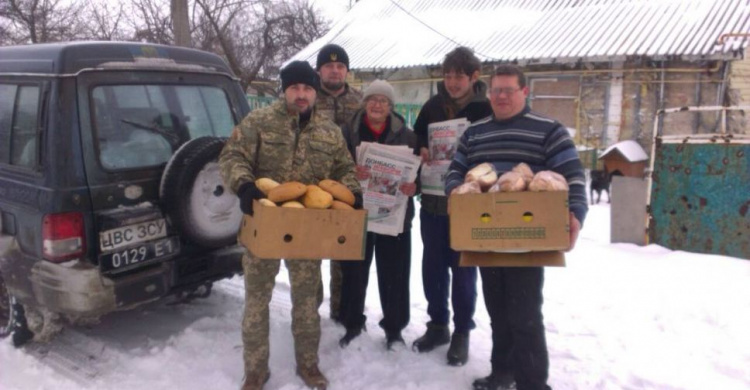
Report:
647,106,750,260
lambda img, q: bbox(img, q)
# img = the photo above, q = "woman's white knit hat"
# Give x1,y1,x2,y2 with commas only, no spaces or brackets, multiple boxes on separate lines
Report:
362,79,395,104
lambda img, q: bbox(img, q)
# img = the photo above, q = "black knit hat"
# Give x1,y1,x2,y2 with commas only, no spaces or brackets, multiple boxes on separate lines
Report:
280,61,319,92
316,44,350,70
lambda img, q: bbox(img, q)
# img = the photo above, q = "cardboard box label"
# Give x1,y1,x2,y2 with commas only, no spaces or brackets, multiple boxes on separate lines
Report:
471,227,547,240
449,191,570,252
239,200,367,260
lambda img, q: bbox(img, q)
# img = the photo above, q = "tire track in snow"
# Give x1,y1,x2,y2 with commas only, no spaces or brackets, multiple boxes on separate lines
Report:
25,329,105,386
22,277,295,386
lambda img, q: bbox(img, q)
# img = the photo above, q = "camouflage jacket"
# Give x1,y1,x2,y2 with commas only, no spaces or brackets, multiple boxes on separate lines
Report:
315,84,363,128
219,100,361,195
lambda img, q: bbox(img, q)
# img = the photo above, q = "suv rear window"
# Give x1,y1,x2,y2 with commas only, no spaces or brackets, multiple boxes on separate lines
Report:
0,83,41,169
91,84,234,170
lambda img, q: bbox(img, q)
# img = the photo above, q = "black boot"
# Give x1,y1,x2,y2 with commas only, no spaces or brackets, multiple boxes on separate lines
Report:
472,372,516,390
446,331,469,366
385,330,405,350
412,322,450,353
339,325,365,348
11,302,34,347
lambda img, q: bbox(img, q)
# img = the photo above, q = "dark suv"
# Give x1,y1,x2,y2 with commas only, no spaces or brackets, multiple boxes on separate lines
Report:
0,42,249,345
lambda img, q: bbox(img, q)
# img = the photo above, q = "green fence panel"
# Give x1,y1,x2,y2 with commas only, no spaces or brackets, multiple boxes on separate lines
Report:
393,104,421,128
247,96,276,111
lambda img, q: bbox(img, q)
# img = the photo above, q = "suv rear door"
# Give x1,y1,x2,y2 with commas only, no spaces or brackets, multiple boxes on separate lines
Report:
75,70,247,273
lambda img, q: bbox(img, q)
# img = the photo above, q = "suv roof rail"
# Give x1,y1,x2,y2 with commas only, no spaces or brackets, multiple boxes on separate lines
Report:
0,41,236,76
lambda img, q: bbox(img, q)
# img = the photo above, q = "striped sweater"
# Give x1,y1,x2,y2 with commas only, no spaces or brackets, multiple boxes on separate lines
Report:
445,106,588,225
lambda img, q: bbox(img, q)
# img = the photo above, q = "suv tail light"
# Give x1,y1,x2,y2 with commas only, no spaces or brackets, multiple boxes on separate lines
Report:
43,212,86,263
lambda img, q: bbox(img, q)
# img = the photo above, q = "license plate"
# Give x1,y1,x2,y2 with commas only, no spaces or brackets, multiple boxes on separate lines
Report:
100,236,180,272
99,218,167,251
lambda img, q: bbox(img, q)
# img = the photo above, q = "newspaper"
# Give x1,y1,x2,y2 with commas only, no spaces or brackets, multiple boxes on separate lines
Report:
420,118,470,196
356,142,421,236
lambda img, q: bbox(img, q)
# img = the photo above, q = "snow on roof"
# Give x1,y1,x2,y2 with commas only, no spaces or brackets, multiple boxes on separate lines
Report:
292,0,750,70
599,140,649,162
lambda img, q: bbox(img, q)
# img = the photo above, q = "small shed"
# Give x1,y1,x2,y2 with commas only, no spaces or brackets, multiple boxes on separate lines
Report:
598,140,648,178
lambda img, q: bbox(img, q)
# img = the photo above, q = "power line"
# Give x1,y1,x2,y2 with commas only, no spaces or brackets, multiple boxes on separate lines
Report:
387,0,499,62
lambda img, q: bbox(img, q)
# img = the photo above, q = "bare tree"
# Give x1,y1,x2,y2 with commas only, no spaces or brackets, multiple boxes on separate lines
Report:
0,5,11,45
2,0,85,43
0,0,329,96
129,0,173,44
193,0,329,93
82,0,128,41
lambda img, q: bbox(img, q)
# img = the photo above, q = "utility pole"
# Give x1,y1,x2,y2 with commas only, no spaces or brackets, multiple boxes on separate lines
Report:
172,0,190,47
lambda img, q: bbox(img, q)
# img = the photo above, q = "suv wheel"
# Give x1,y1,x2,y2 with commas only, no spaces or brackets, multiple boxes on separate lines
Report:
160,137,243,248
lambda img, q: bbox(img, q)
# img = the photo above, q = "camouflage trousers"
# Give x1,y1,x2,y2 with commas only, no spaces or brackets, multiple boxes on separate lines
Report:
241,252,322,377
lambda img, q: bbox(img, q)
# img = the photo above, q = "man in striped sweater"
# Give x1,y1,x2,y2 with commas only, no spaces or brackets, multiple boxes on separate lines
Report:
446,65,586,390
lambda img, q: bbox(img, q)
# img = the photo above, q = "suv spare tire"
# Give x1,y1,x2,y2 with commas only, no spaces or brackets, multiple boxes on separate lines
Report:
160,136,242,248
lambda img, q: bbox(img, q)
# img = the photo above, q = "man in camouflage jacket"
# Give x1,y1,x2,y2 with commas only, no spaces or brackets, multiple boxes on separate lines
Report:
314,43,363,322
219,61,361,390
316,44,363,130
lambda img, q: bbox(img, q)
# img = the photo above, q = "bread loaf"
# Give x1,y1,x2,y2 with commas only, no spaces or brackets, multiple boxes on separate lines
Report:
318,179,356,206
268,181,307,203
465,163,498,191
511,163,534,185
465,163,496,183
330,200,354,210
490,171,526,192
528,171,569,191
259,198,277,207
477,171,498,191
452,181,482,195
255,178,280,195
302,185,334,209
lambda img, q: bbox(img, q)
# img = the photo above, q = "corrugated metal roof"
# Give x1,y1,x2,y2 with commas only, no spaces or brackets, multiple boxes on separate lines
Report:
289,0,750,70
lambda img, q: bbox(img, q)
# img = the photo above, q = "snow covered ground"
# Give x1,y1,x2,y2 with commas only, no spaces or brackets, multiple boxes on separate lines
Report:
1,202,749,390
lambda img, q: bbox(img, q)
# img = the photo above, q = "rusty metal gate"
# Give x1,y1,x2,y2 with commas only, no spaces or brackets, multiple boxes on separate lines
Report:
647,106,750,260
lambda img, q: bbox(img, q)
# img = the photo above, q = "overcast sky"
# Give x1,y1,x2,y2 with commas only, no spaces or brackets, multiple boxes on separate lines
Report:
312,0,352,24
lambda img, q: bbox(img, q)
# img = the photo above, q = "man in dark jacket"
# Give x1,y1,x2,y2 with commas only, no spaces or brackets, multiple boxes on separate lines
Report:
412,46,493,366
445,65,586,390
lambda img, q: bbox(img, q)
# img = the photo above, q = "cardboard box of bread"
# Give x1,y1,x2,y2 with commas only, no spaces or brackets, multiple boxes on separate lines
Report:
448,163,569,267
239,178,367,260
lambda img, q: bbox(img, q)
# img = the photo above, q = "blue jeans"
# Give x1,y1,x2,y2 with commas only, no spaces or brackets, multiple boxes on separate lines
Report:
419,210,477,333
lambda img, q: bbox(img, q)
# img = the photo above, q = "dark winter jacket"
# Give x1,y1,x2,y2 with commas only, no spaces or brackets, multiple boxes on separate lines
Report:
342,109,418,231
414,80,493,215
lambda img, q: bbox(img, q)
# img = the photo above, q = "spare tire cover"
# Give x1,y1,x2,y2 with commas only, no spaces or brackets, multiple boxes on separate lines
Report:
160,136,242,248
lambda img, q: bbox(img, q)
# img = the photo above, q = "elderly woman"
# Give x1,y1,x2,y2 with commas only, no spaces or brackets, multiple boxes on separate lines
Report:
337,80,418,350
